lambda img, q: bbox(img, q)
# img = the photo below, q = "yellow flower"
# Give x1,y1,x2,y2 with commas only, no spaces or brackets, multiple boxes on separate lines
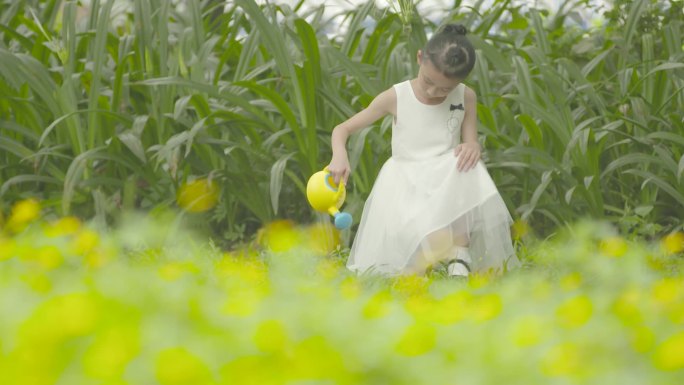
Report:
176,178,219,213
556,295,593,328
22,273,52,293
222,288,265,317
393,275,429,297
340,276,361,299
395,322,436,356
511,219,530,239
220,356,284,385
560,272,583,291
6,199,41,232
541,342,583,377
71,228,100,255
24,245,64,270
661,232,684,254
83,326,141,379
630,326,655,353
510,315,546,347
432,290,471,324
257,220,301,252
254,320,289,353
317,258,343,280
156,347,214,385
289,336,348,380
362,291,392,319
652,331,684,371
611,288,643,326
469,293,503,322
0,237,16,260
216,255,267,284
21,293,99,344
43,216,81,237
158,262,190,281
599,236,627,257
651,278,683,306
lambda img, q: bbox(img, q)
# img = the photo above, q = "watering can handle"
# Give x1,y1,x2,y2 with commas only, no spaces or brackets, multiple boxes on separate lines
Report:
323,166,345,188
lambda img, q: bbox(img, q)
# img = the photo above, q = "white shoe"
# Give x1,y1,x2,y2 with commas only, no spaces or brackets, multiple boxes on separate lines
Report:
447,247,471,277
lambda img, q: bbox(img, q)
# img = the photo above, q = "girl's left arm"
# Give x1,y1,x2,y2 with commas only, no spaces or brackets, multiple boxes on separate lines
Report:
454,86,481,171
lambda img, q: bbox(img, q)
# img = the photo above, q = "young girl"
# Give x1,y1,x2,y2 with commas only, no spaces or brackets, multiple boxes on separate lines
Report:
328,24,519,277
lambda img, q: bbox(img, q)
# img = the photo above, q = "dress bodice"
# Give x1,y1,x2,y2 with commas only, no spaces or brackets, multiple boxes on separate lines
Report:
391,80,466,160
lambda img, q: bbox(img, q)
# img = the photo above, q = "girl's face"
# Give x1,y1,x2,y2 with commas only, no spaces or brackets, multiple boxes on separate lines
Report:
416,50,462,100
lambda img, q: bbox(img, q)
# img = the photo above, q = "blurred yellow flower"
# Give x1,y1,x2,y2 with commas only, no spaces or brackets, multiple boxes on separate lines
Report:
83,326,141,379
362,291,392,319
432,290,471,324
651,278,683,306
666,302,684,324
468,272,493,289
6,198,41,232
611,288,643,326
158,262,191,281
340,276,361,299
216,255,267,284
511,219,530,239
470,293,503,322
289,336,348,380
24,245,64,270
22,272,52,293
395,322,436,356
661,232,684,254
599,236,627,257
222,289,264,317
404,294,437,322
556,295,593,328
630,326,655,353
84,249,112,269
72,228,100,255
560,272,583,291
220,355,284,385
652,331,684,371
0,237,16,260
257,220,301,252
156,347,214,385
317,258,343,280
176,178,219,213
43,216,81,237
510,315,546,347
21,293,99,344
393,275,429,297
254,319,289,353
541,342,583,377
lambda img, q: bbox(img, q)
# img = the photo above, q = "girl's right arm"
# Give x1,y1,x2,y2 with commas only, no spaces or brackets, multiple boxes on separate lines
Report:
328,87,396,184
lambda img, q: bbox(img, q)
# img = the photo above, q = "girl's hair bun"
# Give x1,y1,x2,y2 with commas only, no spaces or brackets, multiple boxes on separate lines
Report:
443,24,467,36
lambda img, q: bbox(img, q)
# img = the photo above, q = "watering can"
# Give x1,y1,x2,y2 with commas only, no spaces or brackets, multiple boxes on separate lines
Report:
306,167,353,230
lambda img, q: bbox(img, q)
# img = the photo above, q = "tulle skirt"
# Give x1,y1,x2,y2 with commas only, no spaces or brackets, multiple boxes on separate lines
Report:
347,152,519,275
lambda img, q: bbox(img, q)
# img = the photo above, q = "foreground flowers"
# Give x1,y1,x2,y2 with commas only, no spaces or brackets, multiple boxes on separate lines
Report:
0,203,682,384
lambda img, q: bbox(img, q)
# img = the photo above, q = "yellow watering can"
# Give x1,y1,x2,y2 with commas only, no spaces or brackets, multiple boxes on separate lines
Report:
306,167,353,229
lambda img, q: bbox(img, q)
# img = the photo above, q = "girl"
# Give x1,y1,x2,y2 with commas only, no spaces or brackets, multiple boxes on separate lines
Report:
328,24,519,277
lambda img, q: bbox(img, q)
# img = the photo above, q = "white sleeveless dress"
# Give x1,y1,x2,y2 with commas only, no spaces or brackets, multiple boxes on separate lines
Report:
347,80,519,275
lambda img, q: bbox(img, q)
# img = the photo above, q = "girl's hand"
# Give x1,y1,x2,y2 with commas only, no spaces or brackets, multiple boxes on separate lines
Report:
454,142,481,171
328,156,351,185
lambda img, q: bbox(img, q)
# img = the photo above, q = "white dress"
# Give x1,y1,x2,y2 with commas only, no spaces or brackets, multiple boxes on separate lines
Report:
347,80,519,275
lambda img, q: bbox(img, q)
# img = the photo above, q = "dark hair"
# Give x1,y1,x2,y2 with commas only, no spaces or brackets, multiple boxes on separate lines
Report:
423,23,476,79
